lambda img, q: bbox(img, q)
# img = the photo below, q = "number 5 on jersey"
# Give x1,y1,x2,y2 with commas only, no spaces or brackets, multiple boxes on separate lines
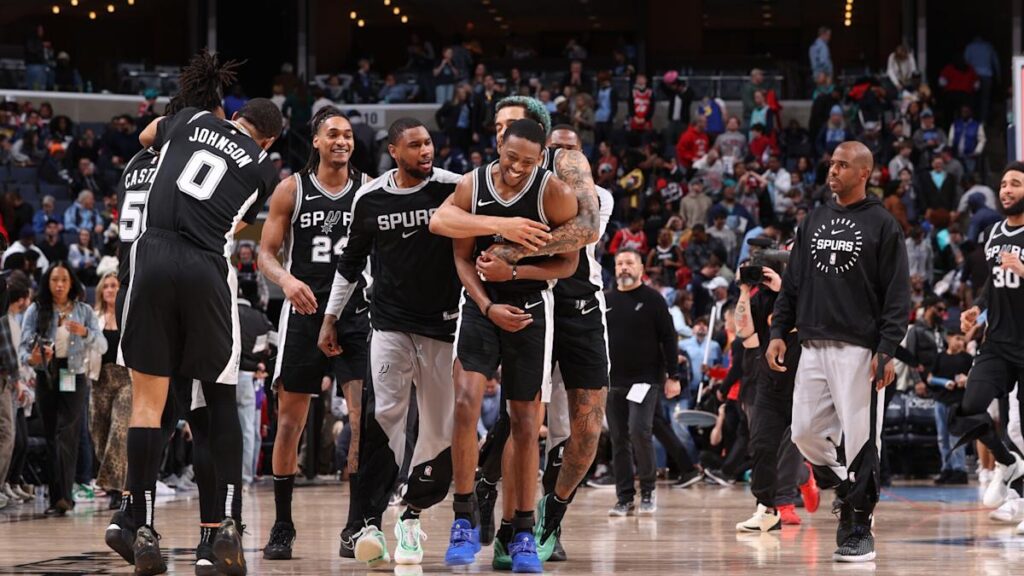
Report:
119,190,149,242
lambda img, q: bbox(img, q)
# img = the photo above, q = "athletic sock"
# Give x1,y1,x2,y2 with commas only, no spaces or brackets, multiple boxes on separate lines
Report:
201,382,243,523
127,427,164,529
199,525,215,546
187,407,218,525
512,510,534,534
453,492,478,525
496,519,513,546
274,475,296,525
401,507,421,521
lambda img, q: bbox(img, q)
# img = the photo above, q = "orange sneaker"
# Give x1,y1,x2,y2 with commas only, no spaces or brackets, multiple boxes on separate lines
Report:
799,462,820,513
778,504,801,525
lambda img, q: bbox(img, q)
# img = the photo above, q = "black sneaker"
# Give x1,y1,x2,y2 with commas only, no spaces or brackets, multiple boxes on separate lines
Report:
639,491,657,514
549,530,567,562
132,526,166,576
608,500,635,517
945,470,969,485
108,492,123,510
263,521,296,560
833,516,875,562
195,541,216,576
338,525,357,558
672,469,703,489
586,475,616,489
476,479,499,545
212,518,247,576
833,498,854,547
105,510,136,565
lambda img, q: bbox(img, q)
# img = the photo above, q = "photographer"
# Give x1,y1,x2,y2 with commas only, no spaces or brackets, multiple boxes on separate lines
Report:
734,238,819,532
19,262,105,515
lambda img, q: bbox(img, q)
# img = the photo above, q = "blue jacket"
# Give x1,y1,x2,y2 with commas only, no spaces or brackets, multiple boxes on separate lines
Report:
20,300,105,375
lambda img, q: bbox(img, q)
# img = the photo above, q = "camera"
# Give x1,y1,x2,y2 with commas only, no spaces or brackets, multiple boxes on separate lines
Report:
739,236,790,285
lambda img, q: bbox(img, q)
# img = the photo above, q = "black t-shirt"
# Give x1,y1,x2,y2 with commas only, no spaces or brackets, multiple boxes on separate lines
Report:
605,285,680,387
930,351,973,405
145,107,278,256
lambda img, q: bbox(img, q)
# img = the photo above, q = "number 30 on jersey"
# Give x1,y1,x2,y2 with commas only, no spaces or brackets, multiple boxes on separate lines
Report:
992,266,1021,288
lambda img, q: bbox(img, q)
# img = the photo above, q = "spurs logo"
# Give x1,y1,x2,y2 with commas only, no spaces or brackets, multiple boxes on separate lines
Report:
321,210,342,235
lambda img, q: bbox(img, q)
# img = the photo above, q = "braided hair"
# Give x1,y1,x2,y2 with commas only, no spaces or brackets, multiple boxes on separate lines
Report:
301,105,356,177
165,49,243,115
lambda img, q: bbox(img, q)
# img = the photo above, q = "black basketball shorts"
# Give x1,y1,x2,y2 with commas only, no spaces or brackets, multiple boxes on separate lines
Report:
552,293,610,390
273,293,370,395
455,289,553,402
119,229,241,384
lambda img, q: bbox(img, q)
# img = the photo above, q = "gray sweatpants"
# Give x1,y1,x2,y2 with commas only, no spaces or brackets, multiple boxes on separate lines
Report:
355,330,454,526
791,341,883,511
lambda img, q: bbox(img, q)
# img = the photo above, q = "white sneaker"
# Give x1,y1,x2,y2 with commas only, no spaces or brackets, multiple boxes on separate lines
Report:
983,454,1024,508
354,525,391,566
155,480,175,496
394,518,427,565
989,491,1024,523
0,492,8,509
979,468,994,488
1016,517,1024,536
736,504,782,533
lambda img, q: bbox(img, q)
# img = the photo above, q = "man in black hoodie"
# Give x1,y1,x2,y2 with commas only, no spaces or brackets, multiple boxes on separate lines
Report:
767,141,910,563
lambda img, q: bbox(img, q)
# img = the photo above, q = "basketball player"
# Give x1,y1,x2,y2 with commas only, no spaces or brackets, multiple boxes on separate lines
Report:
437,119,579,573
952,162,1024,510
318,118,462,566
257,106,371,560
431,99,607,563
767,141,910,562
106,51,249,576
116,99,282,576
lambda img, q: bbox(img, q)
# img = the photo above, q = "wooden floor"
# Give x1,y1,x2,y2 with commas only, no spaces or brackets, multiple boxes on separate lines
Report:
2,479,1023,575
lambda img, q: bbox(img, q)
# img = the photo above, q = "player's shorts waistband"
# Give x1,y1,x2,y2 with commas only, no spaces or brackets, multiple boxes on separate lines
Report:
142,228,224,256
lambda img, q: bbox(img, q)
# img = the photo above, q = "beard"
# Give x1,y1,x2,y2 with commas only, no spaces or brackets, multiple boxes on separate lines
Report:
400,158,433,181
1001,195,1024,216
616,273,638,289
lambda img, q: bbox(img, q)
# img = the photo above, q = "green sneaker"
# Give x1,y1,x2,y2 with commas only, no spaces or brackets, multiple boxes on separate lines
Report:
72,483,95,503
353,525,390,566
492,536,512,570
393,519,426,565
535,494,555,562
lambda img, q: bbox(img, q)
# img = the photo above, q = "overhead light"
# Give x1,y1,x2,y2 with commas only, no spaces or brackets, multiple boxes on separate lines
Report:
481,0,490,4
128,0,135,5
494,16,502,21
488,7,497,13
350,10,357,19
393,7,400,14
844,18,852,26
401,15,408,23
357,18,365,27
107,4,115,12
70,0,78,5
384,0,391,4
88,10,96,19
52,5,60,14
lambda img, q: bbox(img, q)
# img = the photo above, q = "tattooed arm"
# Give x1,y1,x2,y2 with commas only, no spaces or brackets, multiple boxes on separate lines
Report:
486,149,600,264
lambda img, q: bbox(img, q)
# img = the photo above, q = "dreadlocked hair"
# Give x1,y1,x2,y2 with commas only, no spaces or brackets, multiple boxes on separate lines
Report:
301,105,351,176
165,49,243,115
495,96,552,136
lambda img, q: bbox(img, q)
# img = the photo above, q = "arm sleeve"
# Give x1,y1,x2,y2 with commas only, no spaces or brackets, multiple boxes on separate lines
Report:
326,197,374,317
654,293,681,380
770,224,803,340
720,341,745,389
876,219,912,357
243,170,278,225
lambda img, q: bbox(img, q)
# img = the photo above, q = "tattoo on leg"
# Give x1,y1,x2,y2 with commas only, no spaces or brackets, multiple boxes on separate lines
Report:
555,388,607,497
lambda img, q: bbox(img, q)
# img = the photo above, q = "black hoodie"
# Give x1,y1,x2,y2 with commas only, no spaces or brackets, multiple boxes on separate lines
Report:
771,194,910,357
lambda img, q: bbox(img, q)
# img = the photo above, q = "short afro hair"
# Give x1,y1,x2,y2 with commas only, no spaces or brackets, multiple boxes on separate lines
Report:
237,98,284,140
388,117,427,146
503,119,546,150
495,95,551,136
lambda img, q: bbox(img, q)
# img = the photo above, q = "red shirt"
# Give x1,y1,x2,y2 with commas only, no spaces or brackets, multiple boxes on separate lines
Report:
675,126,710,168
939,64,979,94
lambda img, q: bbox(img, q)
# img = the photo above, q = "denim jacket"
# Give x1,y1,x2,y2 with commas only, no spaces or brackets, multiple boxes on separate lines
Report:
19,301,106,375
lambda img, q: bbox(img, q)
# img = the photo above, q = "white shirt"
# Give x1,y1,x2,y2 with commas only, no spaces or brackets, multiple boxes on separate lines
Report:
1,242,49,271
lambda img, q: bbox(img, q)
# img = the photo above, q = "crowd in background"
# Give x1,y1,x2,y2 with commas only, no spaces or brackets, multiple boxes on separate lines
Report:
0,29,1011,510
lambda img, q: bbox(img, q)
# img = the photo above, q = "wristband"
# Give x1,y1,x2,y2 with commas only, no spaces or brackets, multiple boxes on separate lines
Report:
484,303,494,318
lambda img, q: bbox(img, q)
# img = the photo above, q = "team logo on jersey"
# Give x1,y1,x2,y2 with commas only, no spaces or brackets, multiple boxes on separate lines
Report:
810,217,863,275
321,210,342,235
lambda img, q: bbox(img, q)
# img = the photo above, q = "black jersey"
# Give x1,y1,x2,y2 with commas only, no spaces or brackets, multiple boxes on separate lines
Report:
286,171,370,289
472,161,554,295
116,147,159,285
334,168,463,341
981,220,1024,363
145,107,277,257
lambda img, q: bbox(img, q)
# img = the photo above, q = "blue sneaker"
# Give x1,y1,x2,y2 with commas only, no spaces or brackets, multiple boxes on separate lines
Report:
444,519,480,566
509,531,542,573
